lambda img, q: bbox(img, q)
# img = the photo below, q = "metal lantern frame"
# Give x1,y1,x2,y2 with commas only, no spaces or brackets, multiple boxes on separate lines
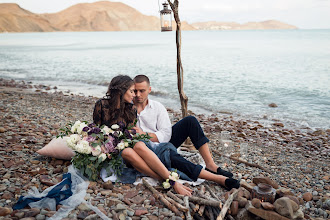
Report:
160,2,172,32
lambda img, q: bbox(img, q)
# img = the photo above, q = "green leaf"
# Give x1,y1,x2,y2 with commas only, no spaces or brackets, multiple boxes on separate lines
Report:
89,157,97,161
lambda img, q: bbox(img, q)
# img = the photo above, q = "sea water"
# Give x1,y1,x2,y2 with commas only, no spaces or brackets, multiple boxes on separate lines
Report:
0,30,329,129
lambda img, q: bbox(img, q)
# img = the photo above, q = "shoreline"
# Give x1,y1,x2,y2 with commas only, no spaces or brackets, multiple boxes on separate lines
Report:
2,77,329,131
0,78,329,219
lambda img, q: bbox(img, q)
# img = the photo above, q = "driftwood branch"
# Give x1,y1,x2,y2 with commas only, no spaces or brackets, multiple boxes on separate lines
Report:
212,150,272,173
184,196,192,220
198,185,206,216
205,206,215,220
167,191,185,205
164,195,189,213
205,184,221,202
216,189,239,220
142,178,183,218
176,194,222,208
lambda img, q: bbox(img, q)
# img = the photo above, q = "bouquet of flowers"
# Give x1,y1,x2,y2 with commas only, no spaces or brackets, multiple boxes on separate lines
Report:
58,120,150,181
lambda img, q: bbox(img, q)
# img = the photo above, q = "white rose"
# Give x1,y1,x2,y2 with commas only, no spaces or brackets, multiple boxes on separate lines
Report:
124,142,129,147
118,131,123,137
162,180,171,189
169,172,179,181
66,139,76,149
77,122,87,135
92,146,102,156
81,140,89,149
98,153,107,162
69,134,81,144
71,121,81,133
75,143,85,154
85,146,92,154
101,126,114,135
111,124,119,130
116,142,125,150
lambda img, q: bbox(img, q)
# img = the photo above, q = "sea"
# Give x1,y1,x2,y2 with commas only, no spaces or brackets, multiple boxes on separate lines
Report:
0,30,329,129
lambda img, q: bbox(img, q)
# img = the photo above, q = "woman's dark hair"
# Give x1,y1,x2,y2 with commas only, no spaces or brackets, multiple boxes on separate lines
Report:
104,75,135,125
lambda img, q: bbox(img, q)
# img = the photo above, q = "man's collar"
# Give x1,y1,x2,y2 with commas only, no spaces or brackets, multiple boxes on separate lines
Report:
145,99,153,109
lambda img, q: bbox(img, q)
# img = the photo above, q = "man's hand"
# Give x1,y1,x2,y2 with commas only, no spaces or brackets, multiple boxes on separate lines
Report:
132,126,159,142
132,126,145,135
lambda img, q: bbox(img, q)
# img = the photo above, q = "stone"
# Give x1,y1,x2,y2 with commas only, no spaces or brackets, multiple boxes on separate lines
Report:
78,203,90,211
248,204,290,220
100,190,112,196
276,188,295,196
274,197,299,219
0,185,6,191
135,208,148,216
124,190,139,199
252,176,279,189
292,208,304,220
0,127,6,133
269,103,278,108
24,208,40,217
1,192,13,200
107,198,122,207
251,198,261,208
230,201,239,216
85,214,99,220
261,202,275,210
130,195,145,205
236,207,255,220
303,192,313,201
237,196,248,208
103,181,114,190
39,175,55,186
284,195,300,205
36,214,46,220
0,207,13,216
273,122,284,127
15,211,25,218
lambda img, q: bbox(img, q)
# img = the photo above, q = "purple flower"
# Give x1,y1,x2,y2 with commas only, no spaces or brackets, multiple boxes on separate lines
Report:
105,136,116,153
82,127,90,132
131,129,136,135
88,123,96,127
124,129,132,139
118,122,125,129
88,127,101,134
84,136,96,143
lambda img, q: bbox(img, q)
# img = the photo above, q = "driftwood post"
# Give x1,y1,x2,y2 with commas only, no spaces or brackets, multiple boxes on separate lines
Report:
167,0,188,118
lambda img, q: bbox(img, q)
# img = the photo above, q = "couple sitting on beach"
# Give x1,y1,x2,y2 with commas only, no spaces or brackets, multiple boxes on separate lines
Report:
93,75,240,196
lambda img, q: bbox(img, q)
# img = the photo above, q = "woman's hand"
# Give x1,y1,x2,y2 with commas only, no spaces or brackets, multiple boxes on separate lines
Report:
173,182,193,196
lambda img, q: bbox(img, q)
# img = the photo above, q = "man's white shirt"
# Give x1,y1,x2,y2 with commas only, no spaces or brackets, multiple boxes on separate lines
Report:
136,99,172,143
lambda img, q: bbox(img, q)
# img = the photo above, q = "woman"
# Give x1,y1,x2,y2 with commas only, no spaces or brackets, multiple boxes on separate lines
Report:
93,75,240,196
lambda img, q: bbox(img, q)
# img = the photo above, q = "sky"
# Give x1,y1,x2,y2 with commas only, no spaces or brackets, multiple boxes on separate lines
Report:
1,0,330,29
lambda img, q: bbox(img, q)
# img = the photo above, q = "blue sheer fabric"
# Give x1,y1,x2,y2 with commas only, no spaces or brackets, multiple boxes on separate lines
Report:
13,173,73,210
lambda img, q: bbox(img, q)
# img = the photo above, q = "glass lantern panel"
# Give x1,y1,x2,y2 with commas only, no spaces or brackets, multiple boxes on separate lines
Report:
161,14,172,31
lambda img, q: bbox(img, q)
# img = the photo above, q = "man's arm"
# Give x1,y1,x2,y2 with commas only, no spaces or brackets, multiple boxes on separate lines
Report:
134,102,172,143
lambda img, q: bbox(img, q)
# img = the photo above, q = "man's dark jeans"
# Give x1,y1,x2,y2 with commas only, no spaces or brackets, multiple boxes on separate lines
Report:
170,115,209,149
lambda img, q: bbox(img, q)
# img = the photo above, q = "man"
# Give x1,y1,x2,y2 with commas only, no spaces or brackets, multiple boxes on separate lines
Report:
132,75,233,178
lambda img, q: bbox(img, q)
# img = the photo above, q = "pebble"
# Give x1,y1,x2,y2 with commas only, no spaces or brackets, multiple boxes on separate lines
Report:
1,79,329,220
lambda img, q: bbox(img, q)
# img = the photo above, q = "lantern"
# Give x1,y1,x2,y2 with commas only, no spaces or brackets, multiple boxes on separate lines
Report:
160,2,172,32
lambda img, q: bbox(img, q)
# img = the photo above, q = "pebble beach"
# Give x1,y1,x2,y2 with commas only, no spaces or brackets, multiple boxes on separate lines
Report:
0,78,329,220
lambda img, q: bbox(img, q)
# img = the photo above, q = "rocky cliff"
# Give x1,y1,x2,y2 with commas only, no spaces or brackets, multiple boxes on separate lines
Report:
191,20,298,30
0,2,297,32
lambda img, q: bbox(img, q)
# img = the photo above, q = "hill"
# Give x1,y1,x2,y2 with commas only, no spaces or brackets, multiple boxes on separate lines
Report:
191,20,298,30
0,2,297,32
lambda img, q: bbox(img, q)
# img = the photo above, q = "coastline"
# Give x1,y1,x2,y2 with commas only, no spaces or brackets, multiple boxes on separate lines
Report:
0,78,329,219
